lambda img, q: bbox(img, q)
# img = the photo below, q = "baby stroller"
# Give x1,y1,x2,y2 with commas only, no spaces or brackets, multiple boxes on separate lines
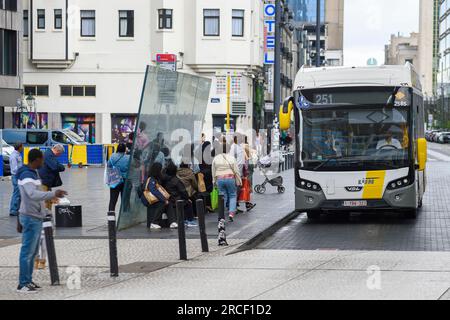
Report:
254,153,285,194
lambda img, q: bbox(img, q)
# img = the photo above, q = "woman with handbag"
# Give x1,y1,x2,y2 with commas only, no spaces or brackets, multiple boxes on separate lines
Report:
107,144,130,212
144,162,169,230
212,139,242,222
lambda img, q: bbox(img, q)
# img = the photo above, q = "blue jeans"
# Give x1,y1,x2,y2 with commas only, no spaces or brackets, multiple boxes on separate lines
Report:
19,215,43,287
217,178,237,216
10,176,21,215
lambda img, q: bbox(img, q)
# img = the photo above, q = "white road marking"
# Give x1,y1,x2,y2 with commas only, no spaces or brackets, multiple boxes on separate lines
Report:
427,149,450,162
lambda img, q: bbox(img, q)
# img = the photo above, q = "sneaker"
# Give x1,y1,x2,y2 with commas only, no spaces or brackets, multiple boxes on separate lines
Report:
9,212,18,217
16,284,38,294
228,213,235,222
170,222,178,229
150,224,162,230
185,220,198,227
29,282,42,290
246,203,256,212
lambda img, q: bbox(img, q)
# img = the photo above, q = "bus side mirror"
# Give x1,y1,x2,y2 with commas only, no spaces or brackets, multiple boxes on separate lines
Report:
417,138,427,171
279,97,295,131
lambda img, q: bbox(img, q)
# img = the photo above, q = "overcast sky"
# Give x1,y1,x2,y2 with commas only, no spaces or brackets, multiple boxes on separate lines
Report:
344,0,420,66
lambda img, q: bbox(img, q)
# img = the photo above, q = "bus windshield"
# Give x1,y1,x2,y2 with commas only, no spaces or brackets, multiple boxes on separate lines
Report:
300,106,410,171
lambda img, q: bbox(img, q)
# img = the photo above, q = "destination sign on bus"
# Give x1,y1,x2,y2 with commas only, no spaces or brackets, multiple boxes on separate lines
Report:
301,88,411,106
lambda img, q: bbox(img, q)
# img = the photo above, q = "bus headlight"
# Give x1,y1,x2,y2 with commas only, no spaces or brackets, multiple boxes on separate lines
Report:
299,179,322,192
387,177,412,190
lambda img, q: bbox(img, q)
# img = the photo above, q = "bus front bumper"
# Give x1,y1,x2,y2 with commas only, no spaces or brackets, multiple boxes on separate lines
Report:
295,183,417,212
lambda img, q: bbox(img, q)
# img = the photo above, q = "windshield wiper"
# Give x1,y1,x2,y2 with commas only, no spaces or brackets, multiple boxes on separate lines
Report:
313,156,341,171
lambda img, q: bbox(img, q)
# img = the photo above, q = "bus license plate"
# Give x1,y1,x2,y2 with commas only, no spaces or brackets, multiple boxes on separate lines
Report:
343,201,368,207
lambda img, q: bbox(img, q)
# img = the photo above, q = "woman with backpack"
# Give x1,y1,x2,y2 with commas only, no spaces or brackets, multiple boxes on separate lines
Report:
107,144,130,212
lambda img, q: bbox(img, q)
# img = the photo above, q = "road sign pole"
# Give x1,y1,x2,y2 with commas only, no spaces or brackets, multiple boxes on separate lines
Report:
316,0,321,67
227,73,231,133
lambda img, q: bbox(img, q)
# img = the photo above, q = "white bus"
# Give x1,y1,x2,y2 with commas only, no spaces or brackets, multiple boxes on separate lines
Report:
279,64,427,219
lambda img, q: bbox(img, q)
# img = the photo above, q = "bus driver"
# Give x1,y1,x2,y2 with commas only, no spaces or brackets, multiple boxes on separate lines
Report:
376,129,402,150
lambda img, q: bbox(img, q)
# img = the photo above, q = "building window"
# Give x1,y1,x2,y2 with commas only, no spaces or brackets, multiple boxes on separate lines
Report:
24,85,49,97
37,9,45,29
54,9,63,29
0,29,17,76
119,10,134,37
23,10,29,37
158,9,173,29
232,10,244,37
60,85,96,97
80,10,95,37
84,86,96,96
2,0,17,11
203,9,220,36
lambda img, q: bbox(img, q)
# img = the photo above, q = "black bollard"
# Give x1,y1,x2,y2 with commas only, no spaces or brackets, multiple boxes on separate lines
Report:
43,216,60,286
196,199,209,253
217,196,228,246
107,211,119,277
176,200,187,260
218,195,225,221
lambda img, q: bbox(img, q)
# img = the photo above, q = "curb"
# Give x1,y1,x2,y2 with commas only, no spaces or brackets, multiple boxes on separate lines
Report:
227,210,301,255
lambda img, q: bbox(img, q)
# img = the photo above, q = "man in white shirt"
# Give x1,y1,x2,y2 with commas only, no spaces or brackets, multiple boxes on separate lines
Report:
229,135,245,174
376,132,402,150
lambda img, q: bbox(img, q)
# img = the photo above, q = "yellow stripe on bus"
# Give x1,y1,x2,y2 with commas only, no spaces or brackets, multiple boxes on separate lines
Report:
362,171,386,200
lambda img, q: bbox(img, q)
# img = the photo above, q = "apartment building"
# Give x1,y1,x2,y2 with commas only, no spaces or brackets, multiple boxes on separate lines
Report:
418,0,440,97
287,0,345,67
385,33,419,66
14,0,265,144
0,0,22,129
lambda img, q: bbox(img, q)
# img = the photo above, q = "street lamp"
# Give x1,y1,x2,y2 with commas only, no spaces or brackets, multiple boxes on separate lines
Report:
25,93,38,129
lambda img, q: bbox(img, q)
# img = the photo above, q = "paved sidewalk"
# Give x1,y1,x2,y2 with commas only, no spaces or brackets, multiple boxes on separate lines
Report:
0,238,243,300
0,168,295,240
1,237,450,300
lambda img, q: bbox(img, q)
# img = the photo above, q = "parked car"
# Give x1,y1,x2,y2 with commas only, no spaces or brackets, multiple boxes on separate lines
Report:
438,132,450,143
0,129,87,147
1,139,14,176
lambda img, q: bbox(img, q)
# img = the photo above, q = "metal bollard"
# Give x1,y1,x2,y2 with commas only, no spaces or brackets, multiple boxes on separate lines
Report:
218,195,225,221
218,196,228,246
43,216,60,286
196,199,209,253
176,200,187,260
107,211,119,277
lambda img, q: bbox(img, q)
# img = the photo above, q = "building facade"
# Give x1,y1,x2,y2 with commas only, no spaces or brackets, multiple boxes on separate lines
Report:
418,0,440,98
287,0,345,67
13,0,266,144
0,0,22,129
385,33,419,66
437,0,450,127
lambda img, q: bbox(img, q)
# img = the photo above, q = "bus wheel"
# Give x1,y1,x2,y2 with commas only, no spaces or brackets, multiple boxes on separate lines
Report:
307,211,321,220
405,209,418,219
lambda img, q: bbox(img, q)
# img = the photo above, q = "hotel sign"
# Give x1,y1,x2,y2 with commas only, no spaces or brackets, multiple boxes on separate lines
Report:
264,1,276,65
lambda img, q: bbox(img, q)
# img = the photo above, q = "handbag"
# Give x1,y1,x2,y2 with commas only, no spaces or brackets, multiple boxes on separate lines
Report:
210,187,219,211
238,178,251,202
197,173,207,193
106,155,124,189
142,178,170,207
142,178,159,206
222,154,242,187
